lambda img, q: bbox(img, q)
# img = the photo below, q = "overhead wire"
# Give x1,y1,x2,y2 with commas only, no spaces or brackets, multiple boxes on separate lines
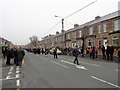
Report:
41,0,98,39
40,20,61,39
64,0,98,19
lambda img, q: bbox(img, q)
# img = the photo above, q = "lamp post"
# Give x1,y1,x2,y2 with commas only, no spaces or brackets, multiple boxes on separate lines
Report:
55,15,64,31
55,15,65,48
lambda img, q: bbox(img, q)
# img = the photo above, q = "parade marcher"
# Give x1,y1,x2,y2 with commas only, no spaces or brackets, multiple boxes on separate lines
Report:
41,48,44,54
109,45,114,62
33,47,37,54
73,46,80,65
118,48,120,63
17,47,25,66
102,45,106,59
14,48,19,66
37,48,40,54
95,47,98,58
81,45,84,57
2,46,7,59
53,47,58,59
92,46,95,59
6,47,12,65
106,45,110,60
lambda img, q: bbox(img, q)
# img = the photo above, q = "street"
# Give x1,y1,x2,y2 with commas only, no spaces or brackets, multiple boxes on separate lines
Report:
1,51,120,89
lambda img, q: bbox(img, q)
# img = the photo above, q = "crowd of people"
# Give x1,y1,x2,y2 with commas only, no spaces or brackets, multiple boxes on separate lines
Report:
2,46,25,66
2,44,120,66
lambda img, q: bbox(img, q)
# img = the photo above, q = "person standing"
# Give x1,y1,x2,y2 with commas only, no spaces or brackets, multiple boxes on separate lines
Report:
17,47,25,66
73,46,80,65
53,47,58,59
2,46,7,59
102,45,106,59
106,45,110,60
92,46,95,59
118,48,120,63
81,45,84,57
14,48,19,66
109,45,114,62
6,47,12,65
90,47,93,59
95,47,98,58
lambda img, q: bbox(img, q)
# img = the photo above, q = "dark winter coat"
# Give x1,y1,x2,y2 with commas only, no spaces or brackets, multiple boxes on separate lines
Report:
18,49,25,61
72,48,80,57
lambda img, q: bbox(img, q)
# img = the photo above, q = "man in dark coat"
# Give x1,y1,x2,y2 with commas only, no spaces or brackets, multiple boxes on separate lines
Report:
102,45,106,59
2,46,7,59
53,47,58,59
6,48,12,65
109,45,114,62
17,47,25,66
73,46,80,65
14,48,19,66
106,45,110,60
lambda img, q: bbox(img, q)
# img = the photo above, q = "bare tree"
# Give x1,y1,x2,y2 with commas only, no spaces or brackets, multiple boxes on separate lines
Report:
29,36,38,47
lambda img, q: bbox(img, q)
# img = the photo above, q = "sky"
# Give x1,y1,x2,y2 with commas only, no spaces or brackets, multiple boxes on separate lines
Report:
0,0,120,45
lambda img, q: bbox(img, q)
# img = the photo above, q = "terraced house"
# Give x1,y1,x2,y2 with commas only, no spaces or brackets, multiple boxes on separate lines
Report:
40,10,120,56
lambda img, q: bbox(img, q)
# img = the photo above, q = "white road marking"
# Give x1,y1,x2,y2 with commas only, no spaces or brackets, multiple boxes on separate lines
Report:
61,60,87,70
50,61,70,68
115,69,120,72
40,57,48,61
67,59,100,67
61,60,75,65
6,66,14,79
16,66,20,88
0,77,19,81
80,61,100,67
10,67,14,72
76,65,87,70
40,56,70,68
6,76,11,79
91,76,120,88
8,72,12,75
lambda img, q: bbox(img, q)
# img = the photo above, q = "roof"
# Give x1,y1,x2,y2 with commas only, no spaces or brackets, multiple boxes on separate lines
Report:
65,10,120,33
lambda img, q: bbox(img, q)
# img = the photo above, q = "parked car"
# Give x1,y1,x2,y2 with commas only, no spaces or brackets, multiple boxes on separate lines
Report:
50,48,62,55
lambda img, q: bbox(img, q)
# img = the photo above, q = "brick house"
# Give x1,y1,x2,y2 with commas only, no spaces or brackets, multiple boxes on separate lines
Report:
40,10,120,56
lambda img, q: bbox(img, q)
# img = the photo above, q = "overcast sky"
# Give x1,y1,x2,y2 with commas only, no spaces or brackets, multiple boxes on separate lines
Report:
0,0,120,45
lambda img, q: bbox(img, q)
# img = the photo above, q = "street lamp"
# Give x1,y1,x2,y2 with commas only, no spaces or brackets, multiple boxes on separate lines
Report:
55,15,66,47
55,15,64,31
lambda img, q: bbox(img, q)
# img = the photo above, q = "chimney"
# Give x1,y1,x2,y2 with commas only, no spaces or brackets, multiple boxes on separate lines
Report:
74,24,79,28
61,30,65,33
56,31,59,34
95,16,101,20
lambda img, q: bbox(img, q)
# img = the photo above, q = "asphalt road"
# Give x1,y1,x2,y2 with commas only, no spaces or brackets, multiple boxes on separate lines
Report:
1,51,120,89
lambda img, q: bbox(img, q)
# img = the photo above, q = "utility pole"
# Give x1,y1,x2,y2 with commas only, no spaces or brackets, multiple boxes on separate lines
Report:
62,19,64,31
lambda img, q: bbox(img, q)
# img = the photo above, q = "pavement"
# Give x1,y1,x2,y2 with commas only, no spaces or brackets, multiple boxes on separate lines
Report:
1,52,120,89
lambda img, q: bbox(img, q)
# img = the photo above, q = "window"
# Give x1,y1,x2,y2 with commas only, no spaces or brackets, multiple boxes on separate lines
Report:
67,34,70,39
88,38,95,47
103,39,107,49
72,32,76,38
79,31,82,37
98,25,101,33
114,20,120,31
112,36,119,45
55,37,58,42
103,23,107,32
78,40,83,47
72,42,76,48
89,27,93,35
66,42,71,48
